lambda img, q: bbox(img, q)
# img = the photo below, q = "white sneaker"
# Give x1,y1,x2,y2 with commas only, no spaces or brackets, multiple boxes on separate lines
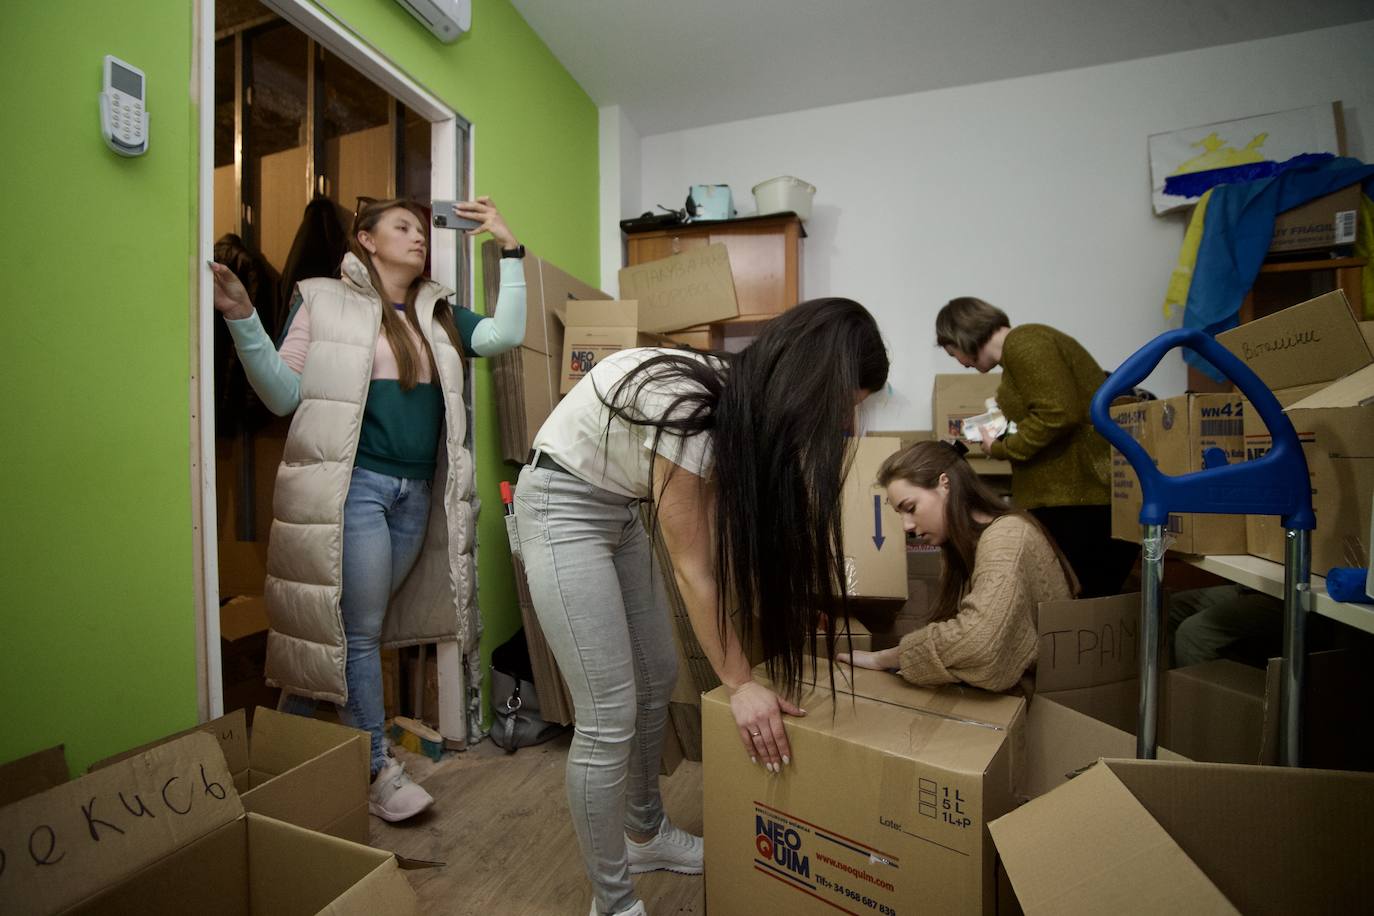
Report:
588,900,647,916
368,756,434,822
626,816,704,875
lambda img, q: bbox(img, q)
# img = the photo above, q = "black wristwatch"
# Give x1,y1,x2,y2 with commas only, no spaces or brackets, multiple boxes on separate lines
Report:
500,244,526,259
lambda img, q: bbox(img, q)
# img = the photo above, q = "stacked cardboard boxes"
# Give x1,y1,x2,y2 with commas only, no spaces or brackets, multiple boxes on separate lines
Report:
1216,290,1374,573
1108,392,1248,554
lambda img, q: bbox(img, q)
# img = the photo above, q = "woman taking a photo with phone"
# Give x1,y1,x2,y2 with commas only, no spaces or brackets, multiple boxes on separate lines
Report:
210,197,525,822
515,297,889,916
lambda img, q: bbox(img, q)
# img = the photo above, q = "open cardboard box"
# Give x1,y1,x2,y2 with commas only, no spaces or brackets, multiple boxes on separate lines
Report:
89,706,370,844
0,732,419,915
990,757,1374,915
703,664,1024,915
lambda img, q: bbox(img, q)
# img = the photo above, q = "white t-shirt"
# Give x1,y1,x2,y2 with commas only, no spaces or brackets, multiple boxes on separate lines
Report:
532,348,719,498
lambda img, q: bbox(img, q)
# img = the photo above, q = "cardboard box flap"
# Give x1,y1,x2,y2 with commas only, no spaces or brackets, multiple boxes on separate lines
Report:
1107,758,1374,915
1022,696,1188,800
1285,361,1374,412
246,706,366,778
617,243,740,333
88,707,250,782
0,732,241,914
1035,593,1140,692
0,745,69,808
798,663,1023,730
564,299,638,328
1216,289,1370,391
989,761,1238,915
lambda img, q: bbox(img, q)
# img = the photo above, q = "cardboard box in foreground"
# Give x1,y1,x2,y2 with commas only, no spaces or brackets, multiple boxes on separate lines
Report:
88,706,370,844
992,757,1374,916
703,665,1024,915
0,732,417,915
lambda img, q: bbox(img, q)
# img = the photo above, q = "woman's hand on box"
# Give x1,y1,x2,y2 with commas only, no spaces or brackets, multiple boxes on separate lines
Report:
729,680,804,773
836,647,900,671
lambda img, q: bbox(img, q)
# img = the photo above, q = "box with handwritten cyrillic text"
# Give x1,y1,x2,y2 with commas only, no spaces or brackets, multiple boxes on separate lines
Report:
0,732,418,915
88,706,370,844
703,664,1025,916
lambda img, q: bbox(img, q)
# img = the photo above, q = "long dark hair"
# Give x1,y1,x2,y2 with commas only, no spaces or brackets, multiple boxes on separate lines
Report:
350,198,464,389
604,298,889,697
877,441,1076,619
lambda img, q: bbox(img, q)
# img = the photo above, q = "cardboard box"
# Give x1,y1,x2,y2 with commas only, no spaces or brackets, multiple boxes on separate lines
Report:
89,706,370,844
1109,394,1247,555
0,745,68,808
991,757,1374,916
485,240,611,463
1244,364,1374,571
703,664,1025,916
842,437,908,600
1268,182,1361,254
617,242,740,333
1216,289,1370,393
0,732,418,915
559,300,671,394
933,374,1003,442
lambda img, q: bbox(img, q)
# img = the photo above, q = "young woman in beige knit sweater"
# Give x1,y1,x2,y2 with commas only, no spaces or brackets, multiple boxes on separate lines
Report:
840,441,1076,693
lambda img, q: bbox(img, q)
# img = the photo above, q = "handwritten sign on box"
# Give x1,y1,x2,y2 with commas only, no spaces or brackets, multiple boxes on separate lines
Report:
0,732,239,914
617,242,739,333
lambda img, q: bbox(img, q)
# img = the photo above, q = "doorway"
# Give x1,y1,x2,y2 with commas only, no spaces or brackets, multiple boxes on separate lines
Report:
196,0,475,745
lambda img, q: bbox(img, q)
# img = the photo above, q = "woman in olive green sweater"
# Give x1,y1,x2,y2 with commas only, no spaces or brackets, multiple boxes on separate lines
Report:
934,297,1135,597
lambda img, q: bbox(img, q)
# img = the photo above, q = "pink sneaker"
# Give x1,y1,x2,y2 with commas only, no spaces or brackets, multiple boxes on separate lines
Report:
368,756,434,822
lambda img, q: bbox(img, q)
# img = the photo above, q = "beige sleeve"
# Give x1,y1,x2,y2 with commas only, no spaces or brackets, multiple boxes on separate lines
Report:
897,519,1040,692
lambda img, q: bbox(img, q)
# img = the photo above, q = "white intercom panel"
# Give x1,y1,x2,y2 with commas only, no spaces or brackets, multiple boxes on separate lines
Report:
100,55,148,156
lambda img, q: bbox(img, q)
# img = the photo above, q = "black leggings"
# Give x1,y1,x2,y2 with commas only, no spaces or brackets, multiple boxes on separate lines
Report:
1029,505,1137,599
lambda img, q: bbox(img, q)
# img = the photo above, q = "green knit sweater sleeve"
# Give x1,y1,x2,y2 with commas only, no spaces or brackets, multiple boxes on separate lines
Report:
989,328,1084,463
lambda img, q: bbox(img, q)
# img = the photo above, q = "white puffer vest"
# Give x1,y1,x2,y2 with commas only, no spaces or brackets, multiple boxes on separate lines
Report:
262,253,476,704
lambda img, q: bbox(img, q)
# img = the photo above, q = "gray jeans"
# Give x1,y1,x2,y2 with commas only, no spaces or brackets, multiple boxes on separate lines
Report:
514,464,678,915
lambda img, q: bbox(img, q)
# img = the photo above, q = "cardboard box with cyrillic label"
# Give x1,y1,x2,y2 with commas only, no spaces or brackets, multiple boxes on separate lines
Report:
1219,290,1374,571
1109,394,1247,555
703,664,1025,916
617,242,740,333
0,732,419,916
88,706,371,844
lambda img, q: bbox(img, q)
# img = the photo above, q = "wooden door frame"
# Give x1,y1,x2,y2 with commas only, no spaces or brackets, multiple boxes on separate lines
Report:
194,0,473,741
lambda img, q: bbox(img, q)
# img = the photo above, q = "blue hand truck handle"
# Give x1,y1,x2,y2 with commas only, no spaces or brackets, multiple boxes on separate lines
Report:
1090,328,1314,530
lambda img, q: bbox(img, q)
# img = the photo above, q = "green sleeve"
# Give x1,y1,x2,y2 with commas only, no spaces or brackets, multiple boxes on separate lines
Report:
453,305,482,357
994,331,1084,463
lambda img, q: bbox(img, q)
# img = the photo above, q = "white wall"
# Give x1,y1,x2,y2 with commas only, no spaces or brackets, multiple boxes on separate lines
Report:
635,21,1374,430
598,104,641,296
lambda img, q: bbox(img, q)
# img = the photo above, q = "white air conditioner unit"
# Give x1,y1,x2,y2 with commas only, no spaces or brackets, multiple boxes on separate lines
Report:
394,0,470,43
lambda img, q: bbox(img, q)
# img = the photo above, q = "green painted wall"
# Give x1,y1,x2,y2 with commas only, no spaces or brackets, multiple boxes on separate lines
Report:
0,0,598,773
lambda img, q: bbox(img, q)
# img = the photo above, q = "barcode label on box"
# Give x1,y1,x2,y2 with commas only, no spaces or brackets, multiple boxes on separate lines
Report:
1334,209,1356,244
1199,419,1242,437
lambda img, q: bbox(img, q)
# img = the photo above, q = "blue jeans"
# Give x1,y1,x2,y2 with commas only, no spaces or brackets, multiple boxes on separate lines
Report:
514,463,678,916
282,466,431,775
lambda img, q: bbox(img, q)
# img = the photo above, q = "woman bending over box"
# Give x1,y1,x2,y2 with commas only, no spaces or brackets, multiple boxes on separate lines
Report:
840,441,1076,693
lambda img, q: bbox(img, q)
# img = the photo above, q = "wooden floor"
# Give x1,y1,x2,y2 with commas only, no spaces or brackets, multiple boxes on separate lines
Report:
371,735,705,915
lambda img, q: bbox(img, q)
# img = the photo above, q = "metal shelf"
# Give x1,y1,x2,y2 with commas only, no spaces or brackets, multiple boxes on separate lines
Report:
1182,554,1374,636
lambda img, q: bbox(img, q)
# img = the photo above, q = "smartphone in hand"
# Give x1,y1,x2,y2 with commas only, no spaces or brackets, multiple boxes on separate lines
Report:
431,200,482,230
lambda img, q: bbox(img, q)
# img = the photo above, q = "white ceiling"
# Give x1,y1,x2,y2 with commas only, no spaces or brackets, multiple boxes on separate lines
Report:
511,0,1374,136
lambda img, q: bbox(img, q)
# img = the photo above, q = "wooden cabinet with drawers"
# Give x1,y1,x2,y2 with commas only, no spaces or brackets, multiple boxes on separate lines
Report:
624,212,805,346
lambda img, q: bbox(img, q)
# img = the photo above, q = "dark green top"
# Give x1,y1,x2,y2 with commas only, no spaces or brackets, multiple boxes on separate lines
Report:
988,324,1112,510
354,306,481,480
